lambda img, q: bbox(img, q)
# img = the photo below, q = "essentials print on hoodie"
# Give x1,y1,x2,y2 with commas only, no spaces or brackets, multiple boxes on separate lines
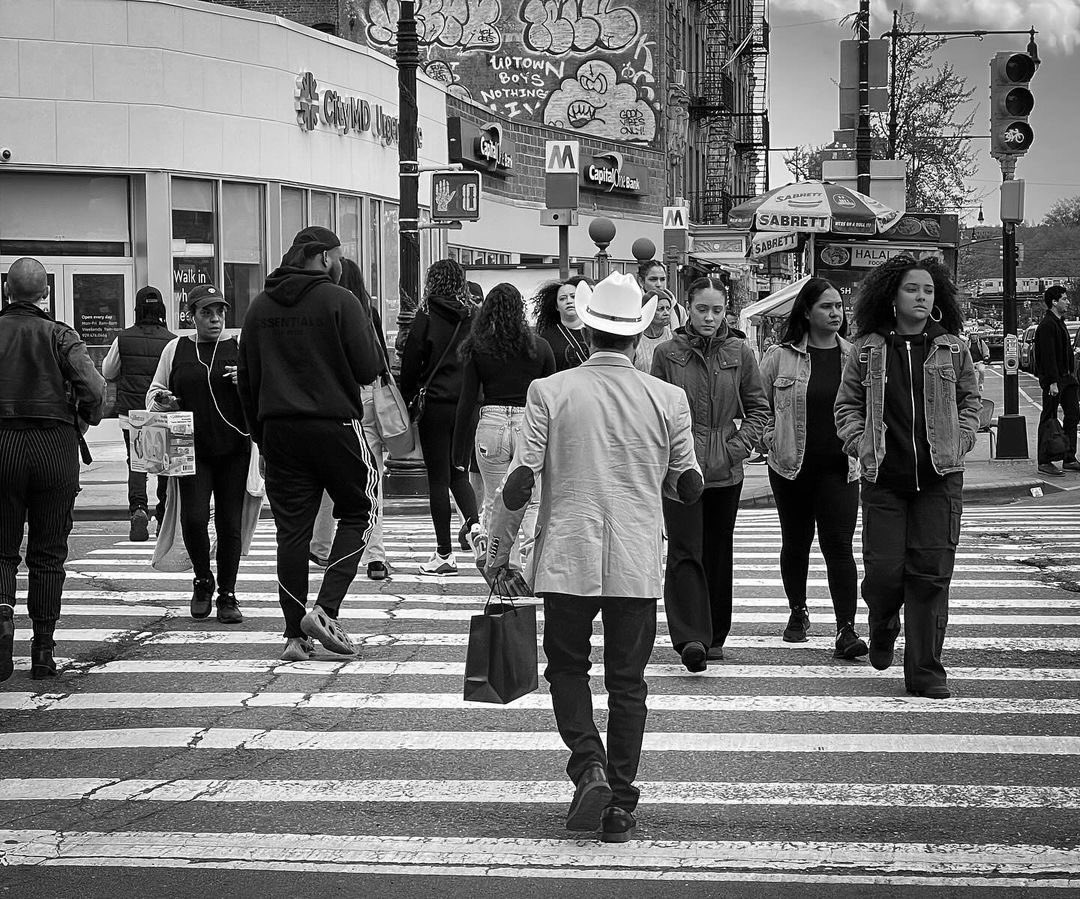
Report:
237,265,380,444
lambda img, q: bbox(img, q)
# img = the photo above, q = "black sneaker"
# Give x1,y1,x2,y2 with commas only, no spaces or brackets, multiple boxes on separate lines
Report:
30,635,56,680
783,605,810,643
215,591,243,624
458,522,471,553
367,561,389,580
190,576,215,619
834,622,869,659
129,509,149,542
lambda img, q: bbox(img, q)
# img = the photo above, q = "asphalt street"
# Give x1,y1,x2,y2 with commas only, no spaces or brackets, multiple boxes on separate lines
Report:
0,502,1078,895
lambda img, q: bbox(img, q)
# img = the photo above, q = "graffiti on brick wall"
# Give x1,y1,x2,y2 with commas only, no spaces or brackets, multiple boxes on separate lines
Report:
358,0,659,146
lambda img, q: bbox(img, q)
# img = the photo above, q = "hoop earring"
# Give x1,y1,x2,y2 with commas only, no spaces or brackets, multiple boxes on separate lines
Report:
930,306,942,323
891,304,897,320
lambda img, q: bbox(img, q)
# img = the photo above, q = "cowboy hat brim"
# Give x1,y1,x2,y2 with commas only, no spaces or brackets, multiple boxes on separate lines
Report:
578,294,658,337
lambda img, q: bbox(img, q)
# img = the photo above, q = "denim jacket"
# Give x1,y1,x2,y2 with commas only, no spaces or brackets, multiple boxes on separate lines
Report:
834,331,982,484
758,335,859,482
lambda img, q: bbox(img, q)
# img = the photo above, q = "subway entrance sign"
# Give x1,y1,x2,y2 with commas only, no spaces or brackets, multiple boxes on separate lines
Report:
431,171,481,222
545,140,580,210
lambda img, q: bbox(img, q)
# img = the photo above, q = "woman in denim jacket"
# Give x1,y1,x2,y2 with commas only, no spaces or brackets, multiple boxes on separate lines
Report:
758,278,867,660
651,276,770,671
835,257,981,699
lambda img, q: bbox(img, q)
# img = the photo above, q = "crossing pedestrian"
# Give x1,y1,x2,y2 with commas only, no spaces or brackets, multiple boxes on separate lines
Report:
757,277,867,659
651,275,770,671
452,282,555,577
835,256,981,699
535,277,592,372
632,287,675,372
148,284,249,626
101,285,176,541
237,227,381,662
0,257,106,682
1033,285,1079,476
400,259,480,575
486,272,702,843
308,258,390,581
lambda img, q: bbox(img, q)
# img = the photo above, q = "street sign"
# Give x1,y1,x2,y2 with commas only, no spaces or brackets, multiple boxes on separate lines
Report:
663,206,689,230
544,140,579,209
431,171,481,222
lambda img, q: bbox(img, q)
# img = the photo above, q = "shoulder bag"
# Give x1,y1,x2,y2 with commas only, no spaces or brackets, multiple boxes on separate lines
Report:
408,320,462,423
369,321,416,456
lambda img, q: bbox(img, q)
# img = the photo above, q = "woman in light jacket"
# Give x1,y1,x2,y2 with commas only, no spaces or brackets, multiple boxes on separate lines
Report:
758,278,867,659
835,256,981,699
651,276,770,671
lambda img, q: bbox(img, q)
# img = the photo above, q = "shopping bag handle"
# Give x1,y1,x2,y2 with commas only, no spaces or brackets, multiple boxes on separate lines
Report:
483,577,517,614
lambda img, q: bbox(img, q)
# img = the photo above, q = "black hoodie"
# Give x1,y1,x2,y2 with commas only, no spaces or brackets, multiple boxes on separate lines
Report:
876,320,948,493
399,294,473,405
237,266,379,444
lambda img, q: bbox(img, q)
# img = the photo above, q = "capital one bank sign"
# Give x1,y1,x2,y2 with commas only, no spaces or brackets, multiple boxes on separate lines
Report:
294,71,423,149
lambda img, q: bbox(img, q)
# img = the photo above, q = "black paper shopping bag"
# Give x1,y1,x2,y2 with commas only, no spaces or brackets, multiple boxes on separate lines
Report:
463,593,538,705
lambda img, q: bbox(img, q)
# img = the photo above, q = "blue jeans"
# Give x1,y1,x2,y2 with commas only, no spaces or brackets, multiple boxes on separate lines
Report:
475,405,537,574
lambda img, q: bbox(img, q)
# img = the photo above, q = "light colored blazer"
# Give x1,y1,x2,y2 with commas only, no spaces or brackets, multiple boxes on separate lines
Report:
488,352,701,599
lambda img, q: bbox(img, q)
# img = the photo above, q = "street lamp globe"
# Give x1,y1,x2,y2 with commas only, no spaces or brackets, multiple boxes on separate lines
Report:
588,217,617,249
631,237,656,263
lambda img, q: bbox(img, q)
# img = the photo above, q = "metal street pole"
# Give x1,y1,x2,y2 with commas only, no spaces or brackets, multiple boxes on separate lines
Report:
856,0,872,196
397,0,420,324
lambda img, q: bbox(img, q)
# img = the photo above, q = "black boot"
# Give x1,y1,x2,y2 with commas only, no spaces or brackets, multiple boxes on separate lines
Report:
0,604,14,683
190,576,215,619
30,635,57,680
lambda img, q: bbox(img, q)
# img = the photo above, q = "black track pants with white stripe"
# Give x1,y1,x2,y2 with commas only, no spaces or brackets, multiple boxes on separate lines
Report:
261,417,378,638
0,424,80,625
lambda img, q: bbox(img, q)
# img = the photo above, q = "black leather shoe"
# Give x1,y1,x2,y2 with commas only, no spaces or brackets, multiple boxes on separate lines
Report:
680,641,707,673
565,763,612,831
907,684,951,699
367,561,389,580
0,604,14,683
215,591,243,624
868,633,897,671
600,806,636,843
706,644,725,661
190,576,215,619
30,636,56,680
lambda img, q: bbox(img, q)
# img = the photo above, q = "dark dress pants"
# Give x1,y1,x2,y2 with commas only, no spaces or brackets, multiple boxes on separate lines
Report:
861,474,962,692
1038,382,1080,463
542,593,657,812
662,482,743,652
0,425,80,628
263,417,378,638
122,428,168,519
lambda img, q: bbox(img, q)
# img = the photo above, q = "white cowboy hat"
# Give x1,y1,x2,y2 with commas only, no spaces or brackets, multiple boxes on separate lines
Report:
576,272,657,337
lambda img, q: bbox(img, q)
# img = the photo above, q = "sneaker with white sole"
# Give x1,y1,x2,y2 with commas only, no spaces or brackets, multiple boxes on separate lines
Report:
466,523,487,564
280,637,315,662
419,551,457,575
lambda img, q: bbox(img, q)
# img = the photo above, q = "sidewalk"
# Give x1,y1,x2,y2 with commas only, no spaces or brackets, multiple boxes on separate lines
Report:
76,419,1061,521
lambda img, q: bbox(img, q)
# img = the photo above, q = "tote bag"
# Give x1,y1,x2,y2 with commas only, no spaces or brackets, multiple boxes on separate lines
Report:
372,372,415,456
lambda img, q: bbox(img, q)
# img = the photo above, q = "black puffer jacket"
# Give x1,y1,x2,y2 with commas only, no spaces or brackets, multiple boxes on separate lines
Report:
399,294,473,405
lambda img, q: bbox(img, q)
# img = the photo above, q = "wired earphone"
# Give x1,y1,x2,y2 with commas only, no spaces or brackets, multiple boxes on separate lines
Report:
196,329,250,439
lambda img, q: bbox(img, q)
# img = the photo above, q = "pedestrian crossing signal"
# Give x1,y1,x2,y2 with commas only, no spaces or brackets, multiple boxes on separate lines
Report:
990,51,1036,161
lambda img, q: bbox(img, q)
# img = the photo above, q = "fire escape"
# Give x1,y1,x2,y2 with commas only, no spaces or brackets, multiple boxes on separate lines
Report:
688,0,770,225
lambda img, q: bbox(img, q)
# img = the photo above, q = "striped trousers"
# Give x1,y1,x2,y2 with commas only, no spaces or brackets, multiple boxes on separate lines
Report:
0,425,80,625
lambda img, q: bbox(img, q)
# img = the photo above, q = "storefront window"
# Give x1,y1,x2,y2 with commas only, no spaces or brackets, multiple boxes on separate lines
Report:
281,187,306,246
172,178,216,326
381,202,400,338
339,195,362,265
222,182,265,328
368,199,381,307
311,191,335,230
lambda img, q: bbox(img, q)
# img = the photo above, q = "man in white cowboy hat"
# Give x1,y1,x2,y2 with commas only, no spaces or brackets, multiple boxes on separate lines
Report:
486,272,703,843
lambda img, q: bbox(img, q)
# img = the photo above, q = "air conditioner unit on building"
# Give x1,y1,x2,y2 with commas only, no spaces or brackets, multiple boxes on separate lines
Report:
673,69,687,88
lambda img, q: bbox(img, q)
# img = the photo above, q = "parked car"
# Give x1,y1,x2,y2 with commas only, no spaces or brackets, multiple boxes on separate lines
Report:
1020,325,1037,372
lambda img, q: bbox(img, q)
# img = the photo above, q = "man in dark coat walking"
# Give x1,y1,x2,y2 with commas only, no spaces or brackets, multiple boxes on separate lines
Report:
1033,285,1079,476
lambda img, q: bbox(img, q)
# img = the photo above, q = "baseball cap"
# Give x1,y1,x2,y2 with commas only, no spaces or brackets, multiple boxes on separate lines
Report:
187,284,229,310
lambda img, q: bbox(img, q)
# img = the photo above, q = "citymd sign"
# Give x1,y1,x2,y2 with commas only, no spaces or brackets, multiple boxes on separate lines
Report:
295,71,421,148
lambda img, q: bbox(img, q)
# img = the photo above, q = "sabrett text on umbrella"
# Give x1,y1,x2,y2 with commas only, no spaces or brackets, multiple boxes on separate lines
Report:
756,213,830,230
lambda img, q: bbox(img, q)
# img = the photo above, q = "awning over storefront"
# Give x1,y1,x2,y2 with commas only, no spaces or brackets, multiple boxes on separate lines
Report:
739,276,810,350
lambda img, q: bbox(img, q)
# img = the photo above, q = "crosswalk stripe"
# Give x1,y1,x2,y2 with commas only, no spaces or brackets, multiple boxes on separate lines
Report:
24,605,1079,625
1,830,1075,887
2,729,1077,755
2,691,1076,715
3,778,1078,808
63,659,1080,681
43,628,1080,651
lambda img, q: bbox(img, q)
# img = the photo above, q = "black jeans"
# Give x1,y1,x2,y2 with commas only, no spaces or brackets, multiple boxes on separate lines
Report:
123,428,167,519
662,482,742,652
418,400,478,556
263,417,378,638
1038,381,1080,463
861,473,962,692
0,425,79,628
542,593,657,812
177,450,248,593
769,459,859,625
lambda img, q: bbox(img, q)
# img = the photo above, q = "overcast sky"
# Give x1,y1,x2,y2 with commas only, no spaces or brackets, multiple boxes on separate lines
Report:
766,0,1080,224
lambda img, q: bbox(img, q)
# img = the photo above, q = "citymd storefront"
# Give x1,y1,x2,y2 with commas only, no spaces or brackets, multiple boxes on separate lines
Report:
0,0,448,375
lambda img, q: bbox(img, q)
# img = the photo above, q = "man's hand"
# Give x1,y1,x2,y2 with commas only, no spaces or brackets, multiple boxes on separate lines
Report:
1051,383,1060,397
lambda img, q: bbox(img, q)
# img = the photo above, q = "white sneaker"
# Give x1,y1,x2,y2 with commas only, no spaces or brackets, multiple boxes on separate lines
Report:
466,523,487,564
419,551,458,575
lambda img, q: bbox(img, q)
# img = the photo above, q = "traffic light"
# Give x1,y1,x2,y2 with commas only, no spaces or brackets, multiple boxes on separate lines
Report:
989,51,1036,160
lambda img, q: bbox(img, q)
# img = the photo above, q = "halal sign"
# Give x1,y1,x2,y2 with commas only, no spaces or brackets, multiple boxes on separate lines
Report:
432,171,481,222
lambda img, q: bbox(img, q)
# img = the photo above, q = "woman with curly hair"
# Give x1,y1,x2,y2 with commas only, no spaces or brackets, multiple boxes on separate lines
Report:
400,258,480,575
535,276,592,372
454,283,555,574
835,256,981,699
